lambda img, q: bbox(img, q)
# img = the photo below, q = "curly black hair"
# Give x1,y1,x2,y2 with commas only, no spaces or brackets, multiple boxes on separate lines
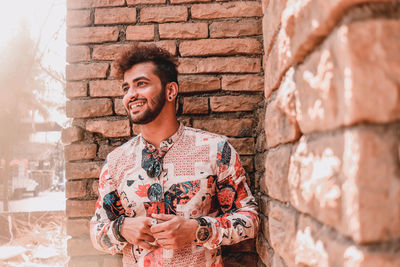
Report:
115,43,178,88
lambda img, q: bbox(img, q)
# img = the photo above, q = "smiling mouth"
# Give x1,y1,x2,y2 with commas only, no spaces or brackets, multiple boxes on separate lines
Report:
128,100,146,111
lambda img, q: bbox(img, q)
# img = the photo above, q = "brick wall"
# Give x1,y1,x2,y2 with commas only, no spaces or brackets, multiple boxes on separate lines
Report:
257,0,400,266
64,0,264,266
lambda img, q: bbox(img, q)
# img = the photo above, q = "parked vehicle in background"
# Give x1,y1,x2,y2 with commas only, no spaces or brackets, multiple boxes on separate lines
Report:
10,163,40,199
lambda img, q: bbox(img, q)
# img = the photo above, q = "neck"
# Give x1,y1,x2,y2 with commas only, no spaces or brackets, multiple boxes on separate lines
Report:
139,105,179,148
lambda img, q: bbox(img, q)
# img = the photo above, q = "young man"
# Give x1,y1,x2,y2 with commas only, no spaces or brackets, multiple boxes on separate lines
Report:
90,44,259,266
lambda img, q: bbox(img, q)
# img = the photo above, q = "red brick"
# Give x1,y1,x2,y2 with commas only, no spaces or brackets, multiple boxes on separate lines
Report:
91,179,99,197
67,27,119,45
178,57,261,74
66,180,87,198
228,138,255,155
295,19,400,134
114,99,127,116
66,81,87,98
268,201,296,266
89,80,124,97
66,200,97,218
288,125,400,243
67,46,91,63
95,7,136,25
66,99,113,119
178,75,220,93
180,38,261,57
140,6,188,23
261,144,291,201
171,0,210,3
182,97,209,114
210,19,262,38
67,10,91,27
210,95,262,112
191,2,262,19
159,23,208,39
67,218,90,237
66,161,103,180
86,119,131,137
92,41,177,60
222,75,264,92
62,127,84,144
67,0,125,9
126,25,155,41
98,145,118,160
193,118,254,137
66,63,109,81
64,143,98,161
241,155,254,173
126,0,165,4
68,237,105,256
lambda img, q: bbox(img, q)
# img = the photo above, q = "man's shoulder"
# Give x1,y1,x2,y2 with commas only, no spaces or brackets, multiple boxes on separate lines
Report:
107,135,140,160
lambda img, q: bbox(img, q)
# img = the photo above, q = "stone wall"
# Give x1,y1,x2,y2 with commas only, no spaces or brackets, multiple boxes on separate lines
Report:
257,0,400,266
64,0,264,266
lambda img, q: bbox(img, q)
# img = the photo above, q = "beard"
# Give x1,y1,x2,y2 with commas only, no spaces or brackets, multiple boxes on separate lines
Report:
127,88,166,125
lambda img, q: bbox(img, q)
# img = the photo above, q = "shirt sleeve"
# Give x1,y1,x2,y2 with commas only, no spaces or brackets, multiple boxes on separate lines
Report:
201,140,259,249
90,159,128,254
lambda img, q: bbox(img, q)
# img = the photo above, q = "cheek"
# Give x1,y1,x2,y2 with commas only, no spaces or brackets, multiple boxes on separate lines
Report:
122,95,129,109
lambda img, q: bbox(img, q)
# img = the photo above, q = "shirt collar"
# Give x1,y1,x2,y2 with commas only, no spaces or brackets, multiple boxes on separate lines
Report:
139,122,184,153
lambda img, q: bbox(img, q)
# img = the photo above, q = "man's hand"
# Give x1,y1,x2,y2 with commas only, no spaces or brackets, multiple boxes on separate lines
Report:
150,214,198,250
120,217,158,251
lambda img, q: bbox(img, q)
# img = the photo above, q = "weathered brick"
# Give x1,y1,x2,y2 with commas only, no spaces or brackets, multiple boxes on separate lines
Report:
66,81,87,98
114,99,127,116
66,161,103,180
295,19,400,134
67,27,119,45
193,118,254,137
62,127,84,144
192,2,262,19
268,201,296,266
288,125,400,243
180,38,262,57
241,156,254,173
67,237,104,256
182,97,208,114
210,95,262,112
86,119,131,137
67,46,91,63
140,6,188,23
222,75,264,91
67,0,125,9
66,200,97,218
89,80,124,97
126,0,165,4
67,218,90,237
92,41,177,60
265,79,300,148
171,0,210,3
95,7,136,25
66,180,88,198
178,75,220,93
178,57,261,74
67,10,91,27
261,144,291,201
66,63,109,81
262,0,286,55
228,138,255,155
65,143,98,162
210,19,262,38
256,233,271,266
126,25,155,41
66,99,113,119
159,23,208,39
91,179,99,197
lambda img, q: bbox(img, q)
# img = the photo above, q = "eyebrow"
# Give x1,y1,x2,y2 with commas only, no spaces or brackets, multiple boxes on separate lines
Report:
121,76,151,89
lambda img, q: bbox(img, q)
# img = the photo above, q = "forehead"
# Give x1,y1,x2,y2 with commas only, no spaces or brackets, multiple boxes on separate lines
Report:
123,61,159,82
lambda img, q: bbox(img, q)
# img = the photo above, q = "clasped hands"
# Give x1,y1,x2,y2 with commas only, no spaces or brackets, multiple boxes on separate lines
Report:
120,214,198,250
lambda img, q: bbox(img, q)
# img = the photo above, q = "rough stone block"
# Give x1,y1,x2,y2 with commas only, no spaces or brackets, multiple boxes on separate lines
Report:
182,97,209,114
66,180,88,199
126,25,155,41
222,75,264,92
67,10,91,27
67,46,91,63
210,95,262,112
140,6,188,23
66,63,109,81
178,57,261,74
67,218,90,237
86,119,131,137
228,138,255,155
159,23,208,39
62,127,84,144
114,99,127,116
66,162,103,180
89,80,124,97
66,99,113,118
95,7,137,25
191,2,262,19
178,75,220,93
210,19,262,38
66,81,87,98
65,143,98,161
193,118,254,137
67,27,119,45
66,200,97,218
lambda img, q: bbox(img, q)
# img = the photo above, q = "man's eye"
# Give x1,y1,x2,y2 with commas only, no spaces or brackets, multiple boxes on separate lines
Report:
137,81,146,87
122,87,129,92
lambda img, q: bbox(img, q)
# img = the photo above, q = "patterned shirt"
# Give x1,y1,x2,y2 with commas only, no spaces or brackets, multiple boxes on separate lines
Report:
90,123,259,267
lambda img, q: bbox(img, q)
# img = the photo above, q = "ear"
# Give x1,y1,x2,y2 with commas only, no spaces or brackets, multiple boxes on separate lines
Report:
165,82,178,102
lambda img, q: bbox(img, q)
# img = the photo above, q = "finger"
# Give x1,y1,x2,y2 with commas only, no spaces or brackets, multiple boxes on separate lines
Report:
150,220,173,234
155,238,172,247
140,233,156,243
137,240,158,251
151,213,176,221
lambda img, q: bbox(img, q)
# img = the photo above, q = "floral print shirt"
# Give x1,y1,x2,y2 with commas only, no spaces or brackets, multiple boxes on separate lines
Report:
90,123,259,267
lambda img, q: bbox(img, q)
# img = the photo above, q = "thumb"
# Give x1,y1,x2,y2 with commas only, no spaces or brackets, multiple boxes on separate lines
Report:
151,213,175,221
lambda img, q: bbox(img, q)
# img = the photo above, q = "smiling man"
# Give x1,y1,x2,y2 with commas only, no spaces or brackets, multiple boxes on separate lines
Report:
90,44,259,267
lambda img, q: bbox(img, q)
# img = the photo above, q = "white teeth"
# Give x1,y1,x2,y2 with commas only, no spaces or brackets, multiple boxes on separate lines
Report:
131,102,144,108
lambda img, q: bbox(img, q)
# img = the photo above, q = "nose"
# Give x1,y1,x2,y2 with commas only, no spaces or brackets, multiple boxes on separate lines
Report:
125,86,138,102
